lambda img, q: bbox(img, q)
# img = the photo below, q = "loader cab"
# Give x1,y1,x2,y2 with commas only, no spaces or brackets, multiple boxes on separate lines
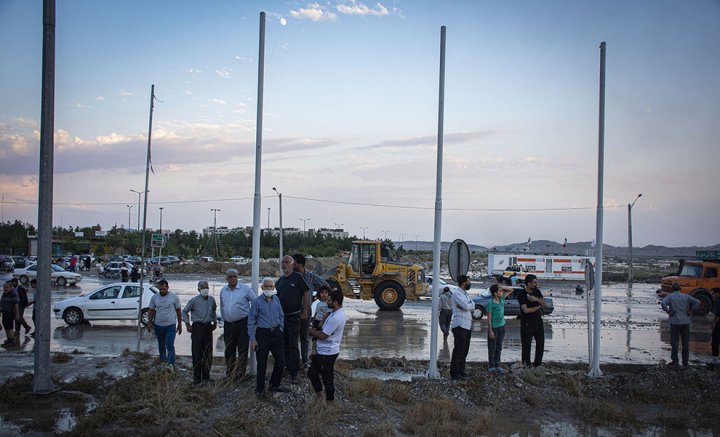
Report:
348,241,379,276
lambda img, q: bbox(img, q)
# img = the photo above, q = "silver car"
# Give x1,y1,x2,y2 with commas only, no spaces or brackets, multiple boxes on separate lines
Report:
53,282,158,326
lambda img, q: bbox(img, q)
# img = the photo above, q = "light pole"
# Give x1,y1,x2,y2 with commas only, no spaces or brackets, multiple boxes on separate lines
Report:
414,234,420,251
382,229,389,240
272,187,283,266
126,204,132,231
300,218,310,234
399,233,406,248
130,189,143,232
158,207,164,262
628,193,642,285
334,223,343,229
360,226,368,239
267,207,271,230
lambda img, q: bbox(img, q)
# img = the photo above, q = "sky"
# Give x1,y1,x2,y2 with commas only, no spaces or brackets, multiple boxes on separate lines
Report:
1,0,719,248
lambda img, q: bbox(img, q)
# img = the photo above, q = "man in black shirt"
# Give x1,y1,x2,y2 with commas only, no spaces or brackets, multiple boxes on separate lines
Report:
517,274,548,368
710,288,720,369
276,255,309,384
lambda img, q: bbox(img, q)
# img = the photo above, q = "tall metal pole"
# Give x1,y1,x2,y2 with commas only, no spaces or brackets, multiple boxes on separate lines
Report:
158,207,164,261
588,42,606,378
33,0,57,394
267,207,271,230
249,11,267,375
131,189,142,232
301,218,310,233
427,25,446,379
126,204,132,231
136,84,155,352
627,193,642,285
361,226,367,239
273,187,283,267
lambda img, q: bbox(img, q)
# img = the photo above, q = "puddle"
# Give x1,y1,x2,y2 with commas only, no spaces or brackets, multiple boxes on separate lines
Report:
54,408,77,433
0,416,21,435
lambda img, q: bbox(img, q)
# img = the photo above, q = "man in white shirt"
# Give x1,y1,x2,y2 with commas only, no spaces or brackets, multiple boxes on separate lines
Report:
450,275,475,380
220,268,257,380
308,289,346,402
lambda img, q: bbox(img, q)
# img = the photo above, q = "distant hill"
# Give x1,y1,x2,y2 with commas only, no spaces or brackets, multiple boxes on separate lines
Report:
397,239,719,258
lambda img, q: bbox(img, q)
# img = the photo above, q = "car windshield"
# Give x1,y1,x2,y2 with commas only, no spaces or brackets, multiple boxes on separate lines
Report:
149,286,159,294
679,264,703,278
479,289,492,298
51,265,65,272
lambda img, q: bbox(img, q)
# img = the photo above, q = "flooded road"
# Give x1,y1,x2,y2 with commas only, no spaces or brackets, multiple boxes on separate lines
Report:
1,272,715,366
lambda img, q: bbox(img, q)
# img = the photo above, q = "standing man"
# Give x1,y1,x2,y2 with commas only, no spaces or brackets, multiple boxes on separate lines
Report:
220,268,256,380
438,286,453,342
248,278,286,399
182,280,217,384
661,283,699,367
449,275,475,380
709,288,720,369
11,278,31,338
518,274,548,368
308,289,346,402
276,255,310,384
1,281,20,348
146,279,182,370
292,253,329,367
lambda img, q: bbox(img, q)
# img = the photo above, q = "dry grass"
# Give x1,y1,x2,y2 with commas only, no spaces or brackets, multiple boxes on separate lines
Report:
345,378,383,401
51,352,72,363
573,398,635,427
400,398,495,437
362,420,396,437
381,381,412,404
518,368,544,386
557,373,584,397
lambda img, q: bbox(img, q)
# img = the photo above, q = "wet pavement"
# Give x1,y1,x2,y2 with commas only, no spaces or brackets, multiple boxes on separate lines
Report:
0,272,715,366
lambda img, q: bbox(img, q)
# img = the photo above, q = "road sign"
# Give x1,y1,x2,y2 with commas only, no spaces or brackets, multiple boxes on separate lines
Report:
151,233,165,248
448,239,470,283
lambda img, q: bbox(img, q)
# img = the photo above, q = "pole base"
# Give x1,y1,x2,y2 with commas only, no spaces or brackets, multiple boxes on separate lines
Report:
425,367,441,379
587,367,603,378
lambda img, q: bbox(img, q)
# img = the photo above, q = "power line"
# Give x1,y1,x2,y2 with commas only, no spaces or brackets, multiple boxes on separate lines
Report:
4,194,625,212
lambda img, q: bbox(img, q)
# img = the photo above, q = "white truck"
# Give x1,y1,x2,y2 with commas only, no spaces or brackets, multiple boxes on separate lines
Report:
488,253,594,281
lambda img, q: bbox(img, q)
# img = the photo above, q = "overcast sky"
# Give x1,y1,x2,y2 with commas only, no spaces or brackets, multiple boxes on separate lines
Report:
1,0,719,248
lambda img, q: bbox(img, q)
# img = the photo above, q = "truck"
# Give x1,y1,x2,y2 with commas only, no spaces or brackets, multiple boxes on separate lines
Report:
488,253,594,281
324,240,429,310
656,250,720,316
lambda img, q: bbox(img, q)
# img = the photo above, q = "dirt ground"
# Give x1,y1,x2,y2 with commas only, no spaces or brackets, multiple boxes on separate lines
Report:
1,352,718,436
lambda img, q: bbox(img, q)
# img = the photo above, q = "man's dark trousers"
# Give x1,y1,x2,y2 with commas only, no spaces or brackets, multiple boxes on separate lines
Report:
300,316,310,364
521,320,545,367
224,318,249,378
256,327,285,393
308,352,339,400
450,326,471,378
670,323,690,365
191,322,213,383
283,314,301,378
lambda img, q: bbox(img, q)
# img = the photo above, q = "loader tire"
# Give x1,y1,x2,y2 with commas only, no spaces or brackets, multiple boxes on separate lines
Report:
374,281,405,311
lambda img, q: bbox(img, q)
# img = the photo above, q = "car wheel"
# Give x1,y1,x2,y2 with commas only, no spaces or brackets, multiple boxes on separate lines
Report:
57,277,67,287
140,309,150,326
472,306,485,320
692,289,712,316
63,307,83,326
373,281,406,311
19,275,29,285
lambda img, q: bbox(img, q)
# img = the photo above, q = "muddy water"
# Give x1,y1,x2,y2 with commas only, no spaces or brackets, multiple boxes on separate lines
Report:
1,273,715,366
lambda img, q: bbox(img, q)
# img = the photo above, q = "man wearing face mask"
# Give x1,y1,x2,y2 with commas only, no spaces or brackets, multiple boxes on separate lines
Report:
449,275,475,380
220,268,257,380
146,279,182,370
182,280,217,384
248,278,286,399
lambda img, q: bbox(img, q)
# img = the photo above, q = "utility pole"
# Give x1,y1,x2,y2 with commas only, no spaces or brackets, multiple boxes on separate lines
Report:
628,193,642,285
158,207,164,262
126,205,132,231
33,0,57,393
130,189,143,232
272,187,283,268
382,229,389,240
267,207,271,230
414,234,420,251
300,218,310,234
399,233,406,248
360,226,368,239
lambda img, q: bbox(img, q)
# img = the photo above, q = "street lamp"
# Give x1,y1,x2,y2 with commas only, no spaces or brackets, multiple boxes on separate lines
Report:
126,204,133,231
628,193,642,285
272,187,283,265
130,189,143,232
334,223,343,229
267,207,271,230
300,218,310,234
360,226,368,239
158,207,164,262
382,229,389,240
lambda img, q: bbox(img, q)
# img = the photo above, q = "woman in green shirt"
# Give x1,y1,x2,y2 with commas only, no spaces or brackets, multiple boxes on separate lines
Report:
487,284,514,373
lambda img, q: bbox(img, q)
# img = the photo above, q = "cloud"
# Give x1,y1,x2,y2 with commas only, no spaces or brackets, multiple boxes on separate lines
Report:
355,130,499,150
215,67,232,79
280,18,287,26
336,1,389,16
235,56,252,63
290,3,337,21
119,91,133,97
95,96,105,101
208,98,227,105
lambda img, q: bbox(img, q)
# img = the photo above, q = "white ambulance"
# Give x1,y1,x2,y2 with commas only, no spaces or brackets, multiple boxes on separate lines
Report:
488,253,595,281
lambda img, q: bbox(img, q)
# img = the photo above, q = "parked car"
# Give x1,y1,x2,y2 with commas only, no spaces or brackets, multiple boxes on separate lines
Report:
99,261,144,278
200,256,215,263
10,256,27,268
0,256,15,272
471,286,554,320
13,263,82,286
230,256,248,264
425,275,462,294
53,282,158,326
163,256,181,265
25,256,38,265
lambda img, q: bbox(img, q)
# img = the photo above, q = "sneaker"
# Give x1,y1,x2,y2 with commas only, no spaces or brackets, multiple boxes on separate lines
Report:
256,391,266,400
497,368,507,374
488,367,497,373
269,386,289,393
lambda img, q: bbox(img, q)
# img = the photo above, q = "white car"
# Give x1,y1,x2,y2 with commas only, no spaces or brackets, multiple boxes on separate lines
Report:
426,276,462,294
14,263,82,287
230,256,248,264
53,282,158,326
